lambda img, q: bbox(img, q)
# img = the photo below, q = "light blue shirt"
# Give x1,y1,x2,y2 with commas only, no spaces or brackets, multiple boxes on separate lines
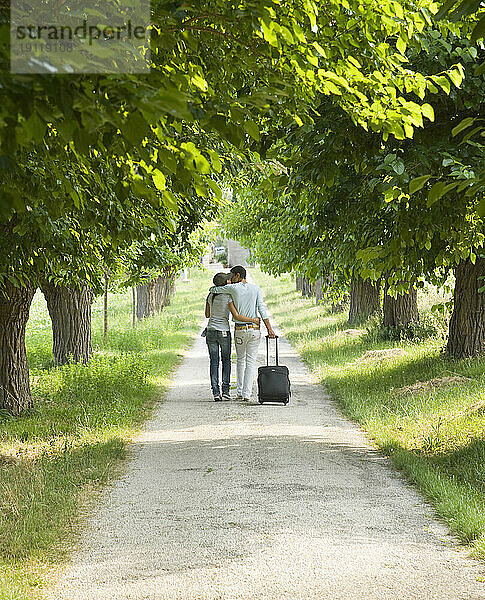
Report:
210,282,269,324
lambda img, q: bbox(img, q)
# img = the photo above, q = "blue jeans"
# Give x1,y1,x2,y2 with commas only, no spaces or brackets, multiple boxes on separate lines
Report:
206,329,231,396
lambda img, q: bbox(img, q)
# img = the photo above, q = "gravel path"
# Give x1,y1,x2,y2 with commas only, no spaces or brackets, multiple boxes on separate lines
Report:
49,320,485,599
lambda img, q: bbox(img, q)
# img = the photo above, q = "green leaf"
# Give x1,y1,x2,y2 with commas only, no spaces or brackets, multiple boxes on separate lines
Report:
312,41,326,57
421,103,434,122
195,153,211,175
427,181,459,206
152,169,166,191
155,87,192,121
392,160,405,175
460,126,482,144
448,68,463,88
409,175,432,195
280,26,294,44
208,150,222,173
427,181,447,206
324,81,342,95
260,20,278,46
123,112,149,146
207,178,222,200
157,148,177,174
452,117,475,137
477,197,485,218
470,13,485,42
23,112,46,144
396,37,407,54
433,75,450,94
435,0,458,19
474,60,485,77
244,120,260,141
162,190,178,212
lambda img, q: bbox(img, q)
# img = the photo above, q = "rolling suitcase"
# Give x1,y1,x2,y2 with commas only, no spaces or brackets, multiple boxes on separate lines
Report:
258,335,291,405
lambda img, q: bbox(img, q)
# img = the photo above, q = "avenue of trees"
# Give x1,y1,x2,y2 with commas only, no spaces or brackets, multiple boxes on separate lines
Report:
0,0,484,414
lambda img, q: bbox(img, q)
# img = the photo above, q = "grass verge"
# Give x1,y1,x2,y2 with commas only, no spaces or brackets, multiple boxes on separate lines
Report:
0,270,208,600
252,268,485,560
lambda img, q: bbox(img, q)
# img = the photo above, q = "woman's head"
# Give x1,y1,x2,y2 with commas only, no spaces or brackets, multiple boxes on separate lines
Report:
213,272,230,287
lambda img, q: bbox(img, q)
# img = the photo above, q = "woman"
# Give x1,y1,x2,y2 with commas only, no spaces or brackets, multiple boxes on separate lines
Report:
205,272,259,401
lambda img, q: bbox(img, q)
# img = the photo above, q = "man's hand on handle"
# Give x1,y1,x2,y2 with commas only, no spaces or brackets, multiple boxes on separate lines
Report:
263,318,276,338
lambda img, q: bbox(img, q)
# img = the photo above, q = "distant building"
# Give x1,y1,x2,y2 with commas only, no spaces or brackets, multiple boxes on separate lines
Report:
226,239,251,268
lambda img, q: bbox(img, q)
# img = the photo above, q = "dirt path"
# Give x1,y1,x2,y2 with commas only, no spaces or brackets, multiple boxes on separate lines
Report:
49,318,485,599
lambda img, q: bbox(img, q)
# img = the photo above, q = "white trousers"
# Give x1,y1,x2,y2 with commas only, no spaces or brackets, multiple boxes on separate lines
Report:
234,328,261,398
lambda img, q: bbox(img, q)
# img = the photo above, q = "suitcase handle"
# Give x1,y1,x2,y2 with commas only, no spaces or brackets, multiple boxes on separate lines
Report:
265,335,279,366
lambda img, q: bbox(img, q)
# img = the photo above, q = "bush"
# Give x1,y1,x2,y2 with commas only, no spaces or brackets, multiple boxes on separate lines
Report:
363,315,440,344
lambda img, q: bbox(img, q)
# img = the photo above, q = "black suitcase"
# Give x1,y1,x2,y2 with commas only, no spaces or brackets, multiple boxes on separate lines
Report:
258,336,291,405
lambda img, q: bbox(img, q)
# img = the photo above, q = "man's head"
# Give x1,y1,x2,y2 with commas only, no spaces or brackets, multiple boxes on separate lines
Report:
230,265,246,283
213,272,231,286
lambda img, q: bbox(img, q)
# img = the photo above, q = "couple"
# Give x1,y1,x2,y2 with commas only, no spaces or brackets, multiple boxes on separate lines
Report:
204,265,275,402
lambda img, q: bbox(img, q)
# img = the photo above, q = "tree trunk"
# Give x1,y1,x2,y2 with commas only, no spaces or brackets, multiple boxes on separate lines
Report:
41,282,94,366
447,256,485,358
151,271,176,312
136,281,156,320
315,277,324,304
0,281,35,414
163,267,176,306
301,277,311,297
332,300,347,313
348,275,381,324
132,287,136,328
153,276,165,313
383,281,419,328
103,270,109,338
136,284,148,320
295,275,303,292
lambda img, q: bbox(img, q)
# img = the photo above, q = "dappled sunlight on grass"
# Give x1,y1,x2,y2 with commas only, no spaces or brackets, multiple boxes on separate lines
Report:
252,267,485,558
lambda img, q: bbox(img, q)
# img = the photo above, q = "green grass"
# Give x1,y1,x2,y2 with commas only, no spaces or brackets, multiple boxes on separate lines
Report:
0,270,209,600
252,268,485,559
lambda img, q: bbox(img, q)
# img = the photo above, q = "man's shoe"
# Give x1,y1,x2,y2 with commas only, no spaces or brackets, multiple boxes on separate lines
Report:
214,395,222,402
222,393,231,401
243,397,251,403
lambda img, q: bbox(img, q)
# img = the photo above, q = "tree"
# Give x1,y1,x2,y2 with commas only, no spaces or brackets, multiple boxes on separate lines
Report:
221,24,483,355
41,282,94,366
0,150,218,410
0,280,35,414
349,277,381,324
382,281,419,328
446,256,485,357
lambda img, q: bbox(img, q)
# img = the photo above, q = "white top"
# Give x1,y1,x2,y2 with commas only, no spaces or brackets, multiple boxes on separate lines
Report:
206,293,232,331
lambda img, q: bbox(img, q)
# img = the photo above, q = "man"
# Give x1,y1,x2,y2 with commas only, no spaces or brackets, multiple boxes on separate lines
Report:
210,265,275,402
